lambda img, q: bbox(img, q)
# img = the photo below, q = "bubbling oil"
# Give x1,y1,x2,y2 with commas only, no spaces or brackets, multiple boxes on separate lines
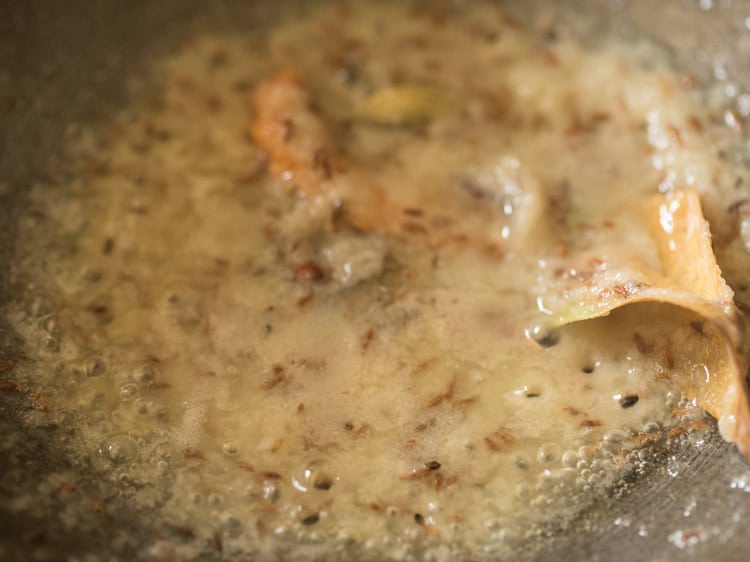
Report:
4,1,743,560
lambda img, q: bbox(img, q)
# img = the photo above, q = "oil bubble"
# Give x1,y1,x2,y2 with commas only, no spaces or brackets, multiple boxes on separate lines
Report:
561,450,578,467
92,410,108,423
134,398,151,415
101,434,139,464
222,440,239,456
603,429,626,444
515,483,531,498
42,336,59,352
78,355,107,377
537,443,560,464
291,461,335,493
637,448,654,462
313,474,335,490
62,377,78,392
40,315,62,338
55,409,76,426
120,383,139,401
133,363,158,383
578,445,596,461
243,481,257,499
29,296,53,317
117,469,138,485
263,481,281,502
80,266,102,283
153,406,168,422
147,539,175,561
537,469,555,487
220,513,243,537
485,517,501,530
291,467,313,493
643,421,661,433
207,493,224,508
556,467,578,483
530,494,550,508
96,421,113,435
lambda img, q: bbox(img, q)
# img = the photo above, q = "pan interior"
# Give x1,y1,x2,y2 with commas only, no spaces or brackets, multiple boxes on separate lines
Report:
3,1,740,558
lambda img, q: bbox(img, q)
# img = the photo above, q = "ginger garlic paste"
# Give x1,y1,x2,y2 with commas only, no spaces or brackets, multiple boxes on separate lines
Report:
6,2,750,561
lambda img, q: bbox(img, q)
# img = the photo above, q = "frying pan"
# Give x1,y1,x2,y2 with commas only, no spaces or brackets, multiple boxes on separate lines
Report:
2,1,750,560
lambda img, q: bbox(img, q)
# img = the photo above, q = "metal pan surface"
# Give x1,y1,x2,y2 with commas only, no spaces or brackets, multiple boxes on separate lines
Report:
2,1,750,560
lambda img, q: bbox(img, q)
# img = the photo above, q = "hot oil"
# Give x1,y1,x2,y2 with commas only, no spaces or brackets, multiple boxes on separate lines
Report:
5,1,748,560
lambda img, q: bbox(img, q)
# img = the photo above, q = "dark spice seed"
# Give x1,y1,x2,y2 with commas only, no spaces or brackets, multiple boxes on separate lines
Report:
0,362,15,375
401,221,428,235
313,148,332,179
301,513,320,525
414,513,424,525
0,381,20,393
330,201,345,230
25,529,47,545
314,479,332,490
425,460,441,470
294,262,324,281
533,330,560,348
172,526,196,540
296,292,314,308
620,395,639,408
281,118,294,141
211,532,223,552
581,365,595,374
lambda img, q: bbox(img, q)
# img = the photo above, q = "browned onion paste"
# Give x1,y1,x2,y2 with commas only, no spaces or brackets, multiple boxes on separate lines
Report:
6,2,750,560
